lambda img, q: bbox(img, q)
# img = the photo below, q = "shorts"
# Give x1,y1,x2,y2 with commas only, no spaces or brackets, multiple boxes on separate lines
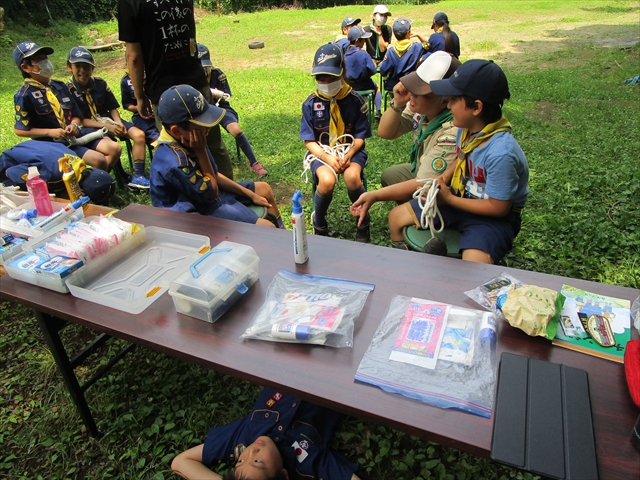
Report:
407,201,522,262
220,107,239,129
206,181,260,224
307,149,368,184
67,144,90,158
132,115,160,142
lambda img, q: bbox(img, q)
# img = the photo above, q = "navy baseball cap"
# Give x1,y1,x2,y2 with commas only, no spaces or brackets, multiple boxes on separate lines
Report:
158,85,225,127
341,17,361,29
67,46,95,66
311,43,344,77
348,25,372,43
430,59,511,105
432,12,449,29
13,41,54,69
197,43,212,67
393,18,412,39
78,167,115,205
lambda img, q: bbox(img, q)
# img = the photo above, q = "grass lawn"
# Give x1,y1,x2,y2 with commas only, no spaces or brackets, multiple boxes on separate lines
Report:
1,1,639,479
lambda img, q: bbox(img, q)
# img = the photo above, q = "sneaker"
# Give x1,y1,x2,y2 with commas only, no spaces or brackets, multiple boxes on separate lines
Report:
392,241,409,250
421,236,448,256
128,175,151,190
250,162,268,177
355,223,370,243
311,212,328,236
109,192,125,208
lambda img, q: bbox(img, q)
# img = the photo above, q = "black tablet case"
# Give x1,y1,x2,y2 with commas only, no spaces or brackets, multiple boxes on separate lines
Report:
491,353,599,480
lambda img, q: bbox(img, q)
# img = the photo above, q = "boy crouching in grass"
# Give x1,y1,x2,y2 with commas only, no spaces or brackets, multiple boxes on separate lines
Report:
151,85,285,228
171,388,361,480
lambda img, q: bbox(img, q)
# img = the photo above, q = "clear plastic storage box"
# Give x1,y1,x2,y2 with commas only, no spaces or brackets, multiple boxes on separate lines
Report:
168,241,259,323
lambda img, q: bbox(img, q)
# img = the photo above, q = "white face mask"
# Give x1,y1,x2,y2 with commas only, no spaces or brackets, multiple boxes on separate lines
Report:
374,14,387,26
35,59,54,78
317,79,343,98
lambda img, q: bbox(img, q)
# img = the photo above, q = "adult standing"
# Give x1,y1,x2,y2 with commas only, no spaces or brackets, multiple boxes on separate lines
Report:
117,0,234,179
425,12,460,59
363,5,393,65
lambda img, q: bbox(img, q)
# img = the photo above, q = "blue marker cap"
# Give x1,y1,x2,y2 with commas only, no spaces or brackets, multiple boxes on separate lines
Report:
70,196,90,210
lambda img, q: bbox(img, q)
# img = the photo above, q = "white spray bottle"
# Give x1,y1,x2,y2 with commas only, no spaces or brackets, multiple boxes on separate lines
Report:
291,190,309,264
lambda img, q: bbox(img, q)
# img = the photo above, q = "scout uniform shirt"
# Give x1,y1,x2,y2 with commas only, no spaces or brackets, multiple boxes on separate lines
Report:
202,388,359,480
379,41,428,92
14,79,83,135
68,77,120,120
344,46,377,92
120,72,160,141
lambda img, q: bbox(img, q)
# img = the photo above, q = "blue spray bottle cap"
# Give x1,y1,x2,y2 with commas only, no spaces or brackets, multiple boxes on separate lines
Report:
292,190,303,214
70,196,90,210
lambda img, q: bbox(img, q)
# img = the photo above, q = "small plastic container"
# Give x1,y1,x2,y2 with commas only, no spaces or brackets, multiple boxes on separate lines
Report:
168,241,259,323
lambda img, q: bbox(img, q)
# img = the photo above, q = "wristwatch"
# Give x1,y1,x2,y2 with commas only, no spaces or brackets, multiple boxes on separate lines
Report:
389,99,405,113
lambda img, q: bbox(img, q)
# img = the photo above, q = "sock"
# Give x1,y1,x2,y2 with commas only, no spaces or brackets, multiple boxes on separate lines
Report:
275,216,285,229
235,133,258,166
313,190,332,228
113,161,130,181
133,161,145,177
348,186,370,226
374,91,382,114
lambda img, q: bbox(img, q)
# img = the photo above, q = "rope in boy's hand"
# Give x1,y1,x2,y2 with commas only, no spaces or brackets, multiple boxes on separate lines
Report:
301,134,355,184
413,178,444,239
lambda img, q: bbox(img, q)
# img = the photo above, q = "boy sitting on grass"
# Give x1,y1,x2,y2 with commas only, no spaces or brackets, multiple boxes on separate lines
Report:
171,388,361,480
151,85,284,228
66,46,150,189
388,60,529,262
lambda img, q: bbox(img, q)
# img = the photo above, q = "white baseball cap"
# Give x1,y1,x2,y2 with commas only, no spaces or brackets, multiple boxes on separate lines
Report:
400,51,461,96
373,5,391,16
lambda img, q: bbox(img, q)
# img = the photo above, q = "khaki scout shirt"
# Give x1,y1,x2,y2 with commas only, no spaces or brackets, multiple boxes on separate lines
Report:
398,106,458,179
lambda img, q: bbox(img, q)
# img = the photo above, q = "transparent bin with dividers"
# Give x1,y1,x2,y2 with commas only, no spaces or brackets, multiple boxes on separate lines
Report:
168,241,259,323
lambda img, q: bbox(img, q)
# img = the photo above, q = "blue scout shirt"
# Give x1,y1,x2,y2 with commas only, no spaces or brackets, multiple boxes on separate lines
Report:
207,66,239,121
300,90,372,145
202,388,359,480
379,42,428,91
120,73,160,141
14,79,83,133
344,46,377,91
425,31,461,59
334,36,350,55
68,77,120,119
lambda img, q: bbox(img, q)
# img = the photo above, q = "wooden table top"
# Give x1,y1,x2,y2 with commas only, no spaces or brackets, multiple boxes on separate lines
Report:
1,203,638,479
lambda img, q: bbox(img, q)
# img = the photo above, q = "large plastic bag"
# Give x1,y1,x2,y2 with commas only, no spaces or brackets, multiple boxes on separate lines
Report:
241,270,374,348
355,295,497,418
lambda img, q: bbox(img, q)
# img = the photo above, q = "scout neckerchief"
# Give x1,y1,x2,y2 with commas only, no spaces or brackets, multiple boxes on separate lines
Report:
25,78,66,128
314,82,352,146
72,78,99,120
370,23,381,58
410,108,453,176
394,39,413,56
435,26,444,34
450,116,512,196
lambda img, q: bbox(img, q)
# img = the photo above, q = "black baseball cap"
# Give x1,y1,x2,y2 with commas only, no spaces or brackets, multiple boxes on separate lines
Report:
429,59,511,105
311,43,344,76
158,85,225,127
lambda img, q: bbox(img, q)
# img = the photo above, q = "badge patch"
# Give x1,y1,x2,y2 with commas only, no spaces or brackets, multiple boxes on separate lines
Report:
31,91,43,98
431,157,447,173
360,102,368,114
62,97,70,102
292,441,309,463
437,135,456,146
315,111,323,118
265,391,283,408
313,102,324,111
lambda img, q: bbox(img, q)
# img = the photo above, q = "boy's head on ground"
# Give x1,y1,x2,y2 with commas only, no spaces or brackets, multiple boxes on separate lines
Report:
348,25,371,46
67,47,95,86
430,60,510,127
13,41,54,80
341,17,360,35
158,84,224,141
224,436,289,480
432,12,450,30
393,18,412,40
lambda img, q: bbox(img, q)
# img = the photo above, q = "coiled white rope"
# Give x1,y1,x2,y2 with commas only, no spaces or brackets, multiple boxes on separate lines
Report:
412,177,444,239
301,133,355,184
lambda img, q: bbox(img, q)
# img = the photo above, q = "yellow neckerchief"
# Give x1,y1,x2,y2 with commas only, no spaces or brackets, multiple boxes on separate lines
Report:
72,78,99,120
156,126,181,146
334,34,347,42
450,117,512,196
435,26,444,34
25,78,66,128
394,39,413,56
314,82,352,146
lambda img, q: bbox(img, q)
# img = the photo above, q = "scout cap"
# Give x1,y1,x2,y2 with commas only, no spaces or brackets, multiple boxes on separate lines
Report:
341,17,361,29
393,18,412,39
197,43,212,67
158,85,225,127
13,41,54,69
348,25,372,43
311,43,344,77
432,12,449,29
400,51,461,96
78,168,115,205
67,46,96,66
373,5,391,16
430,59,511,105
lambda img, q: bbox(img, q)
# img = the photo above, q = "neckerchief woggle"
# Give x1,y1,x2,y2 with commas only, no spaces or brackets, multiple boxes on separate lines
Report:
25,78,66,128
450,116,512,196
314,82,352,146
410,108,453,176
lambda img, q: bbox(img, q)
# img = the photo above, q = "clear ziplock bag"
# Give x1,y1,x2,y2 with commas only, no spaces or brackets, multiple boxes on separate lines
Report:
241,270,374,348
355,295,498,418
464,271,525,316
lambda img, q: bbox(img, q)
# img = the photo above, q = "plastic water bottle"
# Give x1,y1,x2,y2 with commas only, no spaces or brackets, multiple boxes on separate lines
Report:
26,166,53,216
291,190,309,264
